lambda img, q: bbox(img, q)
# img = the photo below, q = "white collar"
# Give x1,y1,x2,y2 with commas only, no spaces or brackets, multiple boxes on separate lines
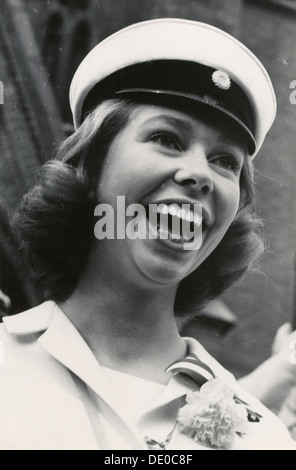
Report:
3,300,236,390
3,300,236,386
3,300,55,335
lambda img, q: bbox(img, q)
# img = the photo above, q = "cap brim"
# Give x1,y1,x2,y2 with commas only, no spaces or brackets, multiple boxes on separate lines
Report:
116,88,257,155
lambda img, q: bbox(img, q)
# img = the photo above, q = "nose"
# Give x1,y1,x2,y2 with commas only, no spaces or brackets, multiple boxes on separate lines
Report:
173,149,214,195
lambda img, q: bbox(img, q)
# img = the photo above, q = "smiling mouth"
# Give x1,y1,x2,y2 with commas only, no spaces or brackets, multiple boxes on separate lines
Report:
145,202,202,245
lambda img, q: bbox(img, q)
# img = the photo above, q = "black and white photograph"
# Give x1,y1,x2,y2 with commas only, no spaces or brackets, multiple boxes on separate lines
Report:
0,0,296,452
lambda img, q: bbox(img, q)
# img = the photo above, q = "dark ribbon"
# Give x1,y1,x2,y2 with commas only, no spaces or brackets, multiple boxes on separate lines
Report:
166,352,216,387
166,352,262,423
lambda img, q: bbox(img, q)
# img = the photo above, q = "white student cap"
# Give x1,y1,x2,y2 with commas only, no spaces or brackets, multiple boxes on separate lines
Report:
70,18,277,158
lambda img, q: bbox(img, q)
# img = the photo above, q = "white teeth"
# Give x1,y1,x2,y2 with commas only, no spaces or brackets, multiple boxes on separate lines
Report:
194,213,202,226
149,202,203,231
157,204,169,215
186,212,194,222
181,208,188,220
155,225,188,243
183,233,193,241
155,204,196,222
159,227,169,239
168,206,178,216
171,233,181,240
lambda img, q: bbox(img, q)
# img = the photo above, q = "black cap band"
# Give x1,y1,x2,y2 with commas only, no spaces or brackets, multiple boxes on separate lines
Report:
82,60,256,153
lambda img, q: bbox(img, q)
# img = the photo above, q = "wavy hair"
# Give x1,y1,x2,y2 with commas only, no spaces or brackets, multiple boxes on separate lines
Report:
12,98,265,316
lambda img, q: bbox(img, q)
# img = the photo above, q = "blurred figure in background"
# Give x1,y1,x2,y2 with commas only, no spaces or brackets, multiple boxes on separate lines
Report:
240,323,296,439
0,289,11,322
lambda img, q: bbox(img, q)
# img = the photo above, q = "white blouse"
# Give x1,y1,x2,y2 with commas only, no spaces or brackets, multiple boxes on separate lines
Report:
101,366,166,422
94,364,199,450
0,301,295,450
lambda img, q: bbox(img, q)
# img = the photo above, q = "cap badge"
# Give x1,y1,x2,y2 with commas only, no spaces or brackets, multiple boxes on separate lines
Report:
212,70,231,90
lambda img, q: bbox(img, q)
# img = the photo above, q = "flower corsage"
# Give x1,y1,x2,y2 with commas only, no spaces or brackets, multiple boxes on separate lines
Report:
145,378,262,450
178,378,249,449
145,354,262,451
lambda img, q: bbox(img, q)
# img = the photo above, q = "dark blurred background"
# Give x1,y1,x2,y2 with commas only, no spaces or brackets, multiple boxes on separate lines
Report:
0,0,295,378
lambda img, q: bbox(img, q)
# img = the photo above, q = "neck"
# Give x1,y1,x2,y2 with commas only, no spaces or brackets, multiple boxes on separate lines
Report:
59,263,187,384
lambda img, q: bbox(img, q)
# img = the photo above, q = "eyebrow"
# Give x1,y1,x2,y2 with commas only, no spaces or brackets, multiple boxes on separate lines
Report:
140,115,248,154
217,133,248,154
218,133,242,144
141,115,194,133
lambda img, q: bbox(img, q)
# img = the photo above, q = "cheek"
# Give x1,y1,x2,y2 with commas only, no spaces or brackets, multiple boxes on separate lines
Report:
216,181,241,226
98,150,173,203
96,146,136,201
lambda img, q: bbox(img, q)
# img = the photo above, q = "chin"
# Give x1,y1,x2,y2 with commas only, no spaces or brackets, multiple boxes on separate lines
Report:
134,249,200,287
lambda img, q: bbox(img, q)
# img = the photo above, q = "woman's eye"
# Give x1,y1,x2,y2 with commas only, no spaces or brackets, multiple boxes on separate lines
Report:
212,154,242,173
150,133,181,151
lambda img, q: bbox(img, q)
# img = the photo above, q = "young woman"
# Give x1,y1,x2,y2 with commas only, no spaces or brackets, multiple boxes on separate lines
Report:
0,19,294,450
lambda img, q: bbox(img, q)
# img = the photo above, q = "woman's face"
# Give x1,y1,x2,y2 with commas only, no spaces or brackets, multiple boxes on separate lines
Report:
96,103,247,289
